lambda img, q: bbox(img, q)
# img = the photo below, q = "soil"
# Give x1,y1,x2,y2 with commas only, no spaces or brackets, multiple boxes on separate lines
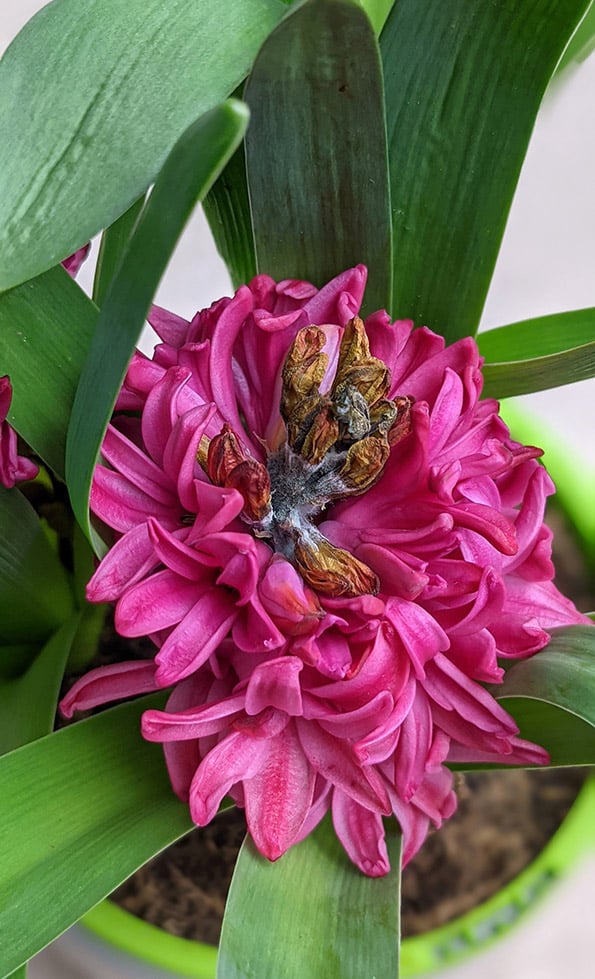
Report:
102,503,594,946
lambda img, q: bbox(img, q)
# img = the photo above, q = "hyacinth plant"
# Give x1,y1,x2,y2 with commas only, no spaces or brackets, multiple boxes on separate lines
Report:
2,1,595,977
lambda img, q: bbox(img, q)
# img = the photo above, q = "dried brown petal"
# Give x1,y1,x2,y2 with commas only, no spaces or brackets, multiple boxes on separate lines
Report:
207,424,246,485
226,458,271,521
338,435,390,494
387,395,414,447
299,402,340,465
294,532,379,598
281,326,328,421
333,317,390,406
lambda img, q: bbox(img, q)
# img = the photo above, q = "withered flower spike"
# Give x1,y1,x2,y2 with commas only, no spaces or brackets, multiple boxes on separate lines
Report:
294,532,379,598
196,435,210,473
281,326,329,421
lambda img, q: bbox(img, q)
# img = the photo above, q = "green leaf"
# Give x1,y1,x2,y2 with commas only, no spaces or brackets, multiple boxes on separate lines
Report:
217,814,402,979
481,343,595,398
93,196,146,307
556,0,595,72
6,968,26,979
479,308,595,396
479,307,595,361
203,141,257,289
0,269,98,478
65,100,249,546
0,615,79,755
381,0,591,341
0,694,193,977
0,487,74,644
0,0,287,291
244,0,393,316
496,626,595,766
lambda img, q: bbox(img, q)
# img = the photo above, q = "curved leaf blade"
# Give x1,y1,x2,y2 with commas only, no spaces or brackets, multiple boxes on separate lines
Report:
0,694,192,977
66,100,249,544
381,0,591,340
0,0,286,290
481,341,595,398
0,487,75,644
0,615,80,755
245,0,392,316
479,307,595,361
217,814,402,979
0,269,98,478
497,626,595,766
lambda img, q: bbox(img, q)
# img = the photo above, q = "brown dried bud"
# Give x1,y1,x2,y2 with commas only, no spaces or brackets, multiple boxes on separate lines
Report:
294,532,379,598
387,395,414,446
289,398,339,464
225,458,271,522
281,326,328,421
338,435,390,495
333,317,390,407
207,425,247,485
207,424,271,521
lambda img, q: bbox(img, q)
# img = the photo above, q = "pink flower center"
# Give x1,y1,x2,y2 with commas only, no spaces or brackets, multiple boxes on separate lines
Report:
202,317,412,598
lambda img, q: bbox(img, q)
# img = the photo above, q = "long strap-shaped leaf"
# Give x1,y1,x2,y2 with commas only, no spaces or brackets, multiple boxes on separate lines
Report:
245,0,393,317
0,694,192,978
488,626,595,769
217,814,402,979
0,269,98,478
0,487,74,646
0,0,286,290
66,100,249,546
479,307,595,396
381,0,591,341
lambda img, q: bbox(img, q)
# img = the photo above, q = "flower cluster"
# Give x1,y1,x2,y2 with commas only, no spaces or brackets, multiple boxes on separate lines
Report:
61,267,587,875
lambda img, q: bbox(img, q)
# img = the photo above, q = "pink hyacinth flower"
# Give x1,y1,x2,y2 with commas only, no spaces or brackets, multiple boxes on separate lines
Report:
0,376,38,488
61,266,590,876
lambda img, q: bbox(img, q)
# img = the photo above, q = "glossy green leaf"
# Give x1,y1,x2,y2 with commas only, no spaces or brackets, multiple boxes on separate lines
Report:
481,343,595,398
0,269,98,478
93,196,146,307
479,307,595,396
7,967,26,979
357,0,394,33
557,0,595,72
66,100,249,545
0,615,79,755
496,626,595,767
381,0,590,341
0,694,192,977
245,0,392,317
218,814,402,979
479,307,595,361
0,0,287,291
203,141,257,289
0,487,74,644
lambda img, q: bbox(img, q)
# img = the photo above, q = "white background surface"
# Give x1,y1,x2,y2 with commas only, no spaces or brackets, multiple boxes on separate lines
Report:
2,3,595,977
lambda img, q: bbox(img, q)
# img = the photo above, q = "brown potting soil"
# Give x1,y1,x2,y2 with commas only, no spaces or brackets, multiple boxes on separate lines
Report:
112,768,586,945
98,504,594,946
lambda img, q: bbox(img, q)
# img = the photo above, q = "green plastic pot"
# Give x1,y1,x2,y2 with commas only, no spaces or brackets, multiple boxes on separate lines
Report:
80,774,595,978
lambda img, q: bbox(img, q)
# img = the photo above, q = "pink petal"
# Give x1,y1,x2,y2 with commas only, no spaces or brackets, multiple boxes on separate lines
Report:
60,660,159,717
332,791,390,877
244,725,316,860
